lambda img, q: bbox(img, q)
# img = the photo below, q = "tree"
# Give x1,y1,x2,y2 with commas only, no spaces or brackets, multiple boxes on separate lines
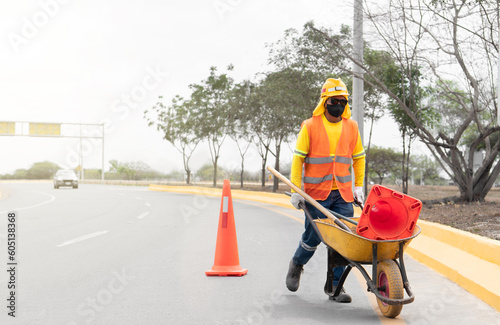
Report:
0,162,61,180
307,0,500,202
410,154,446,186
367,146,402,184
247,81,274,188
26,161,61,179
83,169,102,179
145,95,199,185
229,80,256,188
107,160,162,180
264,29,324,192
189,65,235,187
384,64,439,193
363,48,392,193
195,162,226,182
256,68,318,192
1,169,28,180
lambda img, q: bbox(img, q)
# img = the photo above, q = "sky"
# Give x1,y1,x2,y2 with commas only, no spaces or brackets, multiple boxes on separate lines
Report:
0,0,410,176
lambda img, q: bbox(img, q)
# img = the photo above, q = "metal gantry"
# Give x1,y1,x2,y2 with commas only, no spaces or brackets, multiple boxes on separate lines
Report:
0,121,105,181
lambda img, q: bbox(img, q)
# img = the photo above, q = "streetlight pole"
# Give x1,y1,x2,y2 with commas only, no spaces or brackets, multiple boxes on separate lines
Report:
353,0,364,139
101,123,105,181
353,0,365,193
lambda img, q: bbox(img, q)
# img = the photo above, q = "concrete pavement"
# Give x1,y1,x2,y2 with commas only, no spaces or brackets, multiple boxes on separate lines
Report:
150,183,500,313
0,182,497,324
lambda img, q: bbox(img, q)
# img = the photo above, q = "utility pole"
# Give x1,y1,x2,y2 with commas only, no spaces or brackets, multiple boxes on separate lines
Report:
353,0,364,140
102,123,105,181
353,0,365,194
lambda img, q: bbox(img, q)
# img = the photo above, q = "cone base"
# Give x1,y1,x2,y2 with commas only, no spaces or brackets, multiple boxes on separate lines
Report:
205,265,248,277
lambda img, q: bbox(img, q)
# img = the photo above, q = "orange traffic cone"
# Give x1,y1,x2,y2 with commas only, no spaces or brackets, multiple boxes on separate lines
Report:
206,179,248,276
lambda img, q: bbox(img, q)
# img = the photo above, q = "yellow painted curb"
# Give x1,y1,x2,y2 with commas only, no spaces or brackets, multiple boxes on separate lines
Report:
148,184,293,209
148,184,364,214
407,220,500,312
416,220,500,266
148,183,500,312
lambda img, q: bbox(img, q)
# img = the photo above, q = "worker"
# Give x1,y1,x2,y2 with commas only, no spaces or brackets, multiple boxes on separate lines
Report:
286,78,366,303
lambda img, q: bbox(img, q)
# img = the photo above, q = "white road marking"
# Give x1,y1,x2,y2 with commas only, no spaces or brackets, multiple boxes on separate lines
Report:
145,202,151,207
0,191,56,214
56,231,108,247
137,212,150,219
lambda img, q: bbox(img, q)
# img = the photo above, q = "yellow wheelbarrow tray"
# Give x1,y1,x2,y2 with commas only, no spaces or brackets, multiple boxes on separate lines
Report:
314,217,421,263
311,209,421,313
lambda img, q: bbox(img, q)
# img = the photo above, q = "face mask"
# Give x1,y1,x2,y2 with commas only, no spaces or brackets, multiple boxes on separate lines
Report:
326,103,345,118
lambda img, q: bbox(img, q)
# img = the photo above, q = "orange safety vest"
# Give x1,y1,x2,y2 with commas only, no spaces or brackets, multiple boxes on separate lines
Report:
303,115,359,202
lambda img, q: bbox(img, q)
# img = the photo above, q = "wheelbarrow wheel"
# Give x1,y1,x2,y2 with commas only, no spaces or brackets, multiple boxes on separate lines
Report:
376,259,403,318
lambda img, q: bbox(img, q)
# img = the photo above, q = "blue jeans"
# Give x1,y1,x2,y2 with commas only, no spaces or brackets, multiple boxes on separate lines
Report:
292,190,353,286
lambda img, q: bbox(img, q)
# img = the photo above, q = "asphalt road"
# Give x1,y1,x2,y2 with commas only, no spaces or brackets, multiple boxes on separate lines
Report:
0,182,498,325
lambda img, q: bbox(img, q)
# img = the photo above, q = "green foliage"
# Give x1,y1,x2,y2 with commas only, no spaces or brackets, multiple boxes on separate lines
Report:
367,146,402,184
363,48,392,122
429,80,469,137
107,160,164,180
368,148,446,186
264,28,331,191
0,169,26,180
383,64,439,135
0,161,61,180
145,94,200,184
302,22,391,124
82,169,102,179
410,155,446,186
189,65,234,140
165,170,185,182
195,162,226,182
27,161,61,179
188,65,235,186
229,80,257,140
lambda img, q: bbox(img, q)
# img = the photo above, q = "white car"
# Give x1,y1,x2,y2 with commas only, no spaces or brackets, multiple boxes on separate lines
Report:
53,170,78,189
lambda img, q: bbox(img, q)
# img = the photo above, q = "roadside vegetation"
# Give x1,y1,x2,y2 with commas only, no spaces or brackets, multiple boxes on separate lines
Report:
144,0,499,204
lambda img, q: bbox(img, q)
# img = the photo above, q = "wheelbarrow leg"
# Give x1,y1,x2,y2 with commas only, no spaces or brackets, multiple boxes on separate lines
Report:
324,247,352,298
333,265,352,297
324,247,335,296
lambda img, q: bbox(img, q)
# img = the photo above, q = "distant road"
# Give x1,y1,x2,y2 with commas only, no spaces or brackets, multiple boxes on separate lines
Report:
0,183,498,324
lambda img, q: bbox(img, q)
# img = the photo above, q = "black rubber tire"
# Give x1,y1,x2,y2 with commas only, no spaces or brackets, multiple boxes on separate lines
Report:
376,259,404,318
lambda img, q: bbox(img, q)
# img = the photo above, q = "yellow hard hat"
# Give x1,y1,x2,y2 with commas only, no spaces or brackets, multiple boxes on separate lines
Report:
312,78,351,119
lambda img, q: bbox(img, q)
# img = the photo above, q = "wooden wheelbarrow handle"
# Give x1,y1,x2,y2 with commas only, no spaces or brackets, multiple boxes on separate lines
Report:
267,166,352,233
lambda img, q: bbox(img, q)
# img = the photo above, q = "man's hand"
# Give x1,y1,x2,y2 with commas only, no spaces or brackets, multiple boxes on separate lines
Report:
354,186,365,204
291,193,305,209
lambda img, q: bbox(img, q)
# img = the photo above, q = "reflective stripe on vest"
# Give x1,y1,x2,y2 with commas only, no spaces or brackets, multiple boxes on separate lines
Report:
304,174,333,184
304,156,333,164
334,156,352,164
335,174,352,183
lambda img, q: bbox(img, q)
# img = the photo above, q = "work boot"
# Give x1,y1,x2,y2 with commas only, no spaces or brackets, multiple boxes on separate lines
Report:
286,259,303,292
329,286,352,303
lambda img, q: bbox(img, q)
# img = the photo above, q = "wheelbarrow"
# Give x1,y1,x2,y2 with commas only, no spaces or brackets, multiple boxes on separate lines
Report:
267,166,420,318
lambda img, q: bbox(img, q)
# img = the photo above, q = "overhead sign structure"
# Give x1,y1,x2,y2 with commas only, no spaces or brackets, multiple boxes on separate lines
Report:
29,123,61,136
0,121,105,181
0,122,15,135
